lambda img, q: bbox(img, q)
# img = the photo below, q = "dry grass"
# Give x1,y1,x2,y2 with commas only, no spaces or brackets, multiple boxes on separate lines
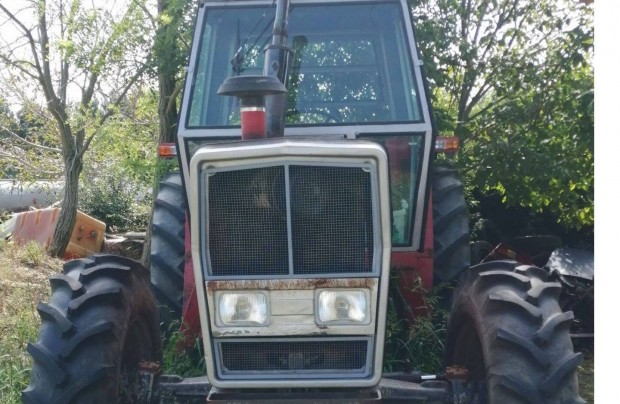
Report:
0,240,63,404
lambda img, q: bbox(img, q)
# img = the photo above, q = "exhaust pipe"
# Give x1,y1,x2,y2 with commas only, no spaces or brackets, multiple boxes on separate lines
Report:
217,0,291,140
263,0,292,137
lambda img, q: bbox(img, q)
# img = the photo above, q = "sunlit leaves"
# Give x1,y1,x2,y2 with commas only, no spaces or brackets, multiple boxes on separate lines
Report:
412,0,593,229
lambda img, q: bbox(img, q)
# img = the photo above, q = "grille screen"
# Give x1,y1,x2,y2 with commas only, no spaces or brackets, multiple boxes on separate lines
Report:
208,166,289,276
290,166,373,274
206,164,375,277
217,338,370,378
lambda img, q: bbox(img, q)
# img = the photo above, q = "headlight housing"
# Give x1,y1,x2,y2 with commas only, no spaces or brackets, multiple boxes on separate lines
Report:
316,289,370,325
217,292,270,326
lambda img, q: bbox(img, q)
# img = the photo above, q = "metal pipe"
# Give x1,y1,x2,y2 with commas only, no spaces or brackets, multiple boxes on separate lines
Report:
263,0,292,137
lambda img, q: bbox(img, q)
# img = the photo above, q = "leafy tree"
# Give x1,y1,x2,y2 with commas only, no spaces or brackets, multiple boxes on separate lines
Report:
0,0,154,256
140,0,195,267
411,0,593,229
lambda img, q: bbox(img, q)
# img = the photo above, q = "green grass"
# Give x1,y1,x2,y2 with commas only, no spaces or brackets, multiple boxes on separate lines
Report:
0,241,62,404
162,321,206,378
383,275,450,373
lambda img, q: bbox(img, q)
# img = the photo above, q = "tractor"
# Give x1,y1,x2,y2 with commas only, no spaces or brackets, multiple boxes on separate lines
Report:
24,0,584,402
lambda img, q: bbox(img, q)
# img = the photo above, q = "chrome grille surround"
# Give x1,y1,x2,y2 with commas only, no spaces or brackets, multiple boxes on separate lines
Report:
215,337,372,379
206,163,376,278
188,139,392,389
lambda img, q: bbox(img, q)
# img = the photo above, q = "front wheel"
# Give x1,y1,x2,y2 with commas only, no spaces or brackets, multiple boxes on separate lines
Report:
446,260,584,403
23,254,161,403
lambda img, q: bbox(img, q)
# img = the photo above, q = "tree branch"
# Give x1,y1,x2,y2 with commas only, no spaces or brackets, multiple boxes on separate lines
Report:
133,0,157,28
0,3,45,82
165,80,184,114
1,125,63,153
0,54,39,80
78,61,150,160
0,150,63,177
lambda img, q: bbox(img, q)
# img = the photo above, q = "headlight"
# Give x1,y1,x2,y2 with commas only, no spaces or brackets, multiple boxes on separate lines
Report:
316,289,370,325
217,292,270,326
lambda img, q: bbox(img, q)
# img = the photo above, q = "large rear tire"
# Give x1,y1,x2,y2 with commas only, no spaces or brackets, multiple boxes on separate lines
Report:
23,254,161,403
432,165,470,282
149,172,186,335
446,260,584,403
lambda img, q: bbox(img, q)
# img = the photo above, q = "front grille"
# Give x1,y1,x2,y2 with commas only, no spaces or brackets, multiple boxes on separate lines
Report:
215,337,371,379
207,164,375,277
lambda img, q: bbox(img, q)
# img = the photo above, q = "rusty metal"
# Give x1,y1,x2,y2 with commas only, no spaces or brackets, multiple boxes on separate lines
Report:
444,366,469,381
206,277,375,293
139,361,162,374
136,361,162,403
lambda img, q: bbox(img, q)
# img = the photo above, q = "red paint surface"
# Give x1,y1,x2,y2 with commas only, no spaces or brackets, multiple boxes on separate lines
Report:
179,216,201,347
391,193,434,322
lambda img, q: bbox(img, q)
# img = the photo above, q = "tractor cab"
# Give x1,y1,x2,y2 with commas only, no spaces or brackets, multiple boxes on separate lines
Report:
177,0,434,250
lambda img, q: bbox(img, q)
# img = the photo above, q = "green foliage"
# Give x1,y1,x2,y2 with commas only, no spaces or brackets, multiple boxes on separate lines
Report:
412,0,594,230
383,274,448,373
19,242,47,268
79,90,159,233
0,0,156,256
162,322,206,377
153,0,195,80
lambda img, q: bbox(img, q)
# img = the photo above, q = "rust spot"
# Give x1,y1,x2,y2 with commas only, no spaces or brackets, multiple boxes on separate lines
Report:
206,277,376,292
138,361,162,374
445,365,469,380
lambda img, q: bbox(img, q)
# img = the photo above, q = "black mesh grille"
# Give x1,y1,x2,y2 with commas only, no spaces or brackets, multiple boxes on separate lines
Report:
217,339,370,377
206,164,374,276
290,166,374,274
208,166,289,276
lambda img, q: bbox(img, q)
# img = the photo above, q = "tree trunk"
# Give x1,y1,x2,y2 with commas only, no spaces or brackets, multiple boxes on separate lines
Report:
49,154,83,257
158,74,178,144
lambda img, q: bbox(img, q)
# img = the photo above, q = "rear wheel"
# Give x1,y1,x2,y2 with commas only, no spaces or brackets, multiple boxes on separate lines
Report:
149,172,186,335
446,260,584,403
23,254,161,403
432,165,470,282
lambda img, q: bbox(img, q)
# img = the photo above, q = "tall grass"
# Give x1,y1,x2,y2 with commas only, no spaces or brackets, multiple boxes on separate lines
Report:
162,323,206,378
383,273,451,374
0,242,60,403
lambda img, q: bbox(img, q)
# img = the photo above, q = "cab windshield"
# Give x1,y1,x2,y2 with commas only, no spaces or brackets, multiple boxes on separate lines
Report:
187,1,423,127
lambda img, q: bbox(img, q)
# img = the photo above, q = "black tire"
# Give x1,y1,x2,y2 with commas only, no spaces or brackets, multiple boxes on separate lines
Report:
149,172,186,335
23,254,161,403
446,260,584,403
432,165,470,282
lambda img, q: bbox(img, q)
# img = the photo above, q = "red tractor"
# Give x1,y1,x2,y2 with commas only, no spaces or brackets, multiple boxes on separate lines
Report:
24,0,583,402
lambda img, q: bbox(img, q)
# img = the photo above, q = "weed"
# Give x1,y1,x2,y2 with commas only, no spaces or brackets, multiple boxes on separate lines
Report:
19,241,46,267
383,272,450,374
162,321,206,378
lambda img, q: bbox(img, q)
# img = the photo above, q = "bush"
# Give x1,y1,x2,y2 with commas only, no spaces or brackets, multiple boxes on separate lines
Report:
79,166,151,233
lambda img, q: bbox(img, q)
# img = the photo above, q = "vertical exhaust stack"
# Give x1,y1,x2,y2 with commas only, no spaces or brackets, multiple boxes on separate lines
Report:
217,0,291,140
263,0,293,137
